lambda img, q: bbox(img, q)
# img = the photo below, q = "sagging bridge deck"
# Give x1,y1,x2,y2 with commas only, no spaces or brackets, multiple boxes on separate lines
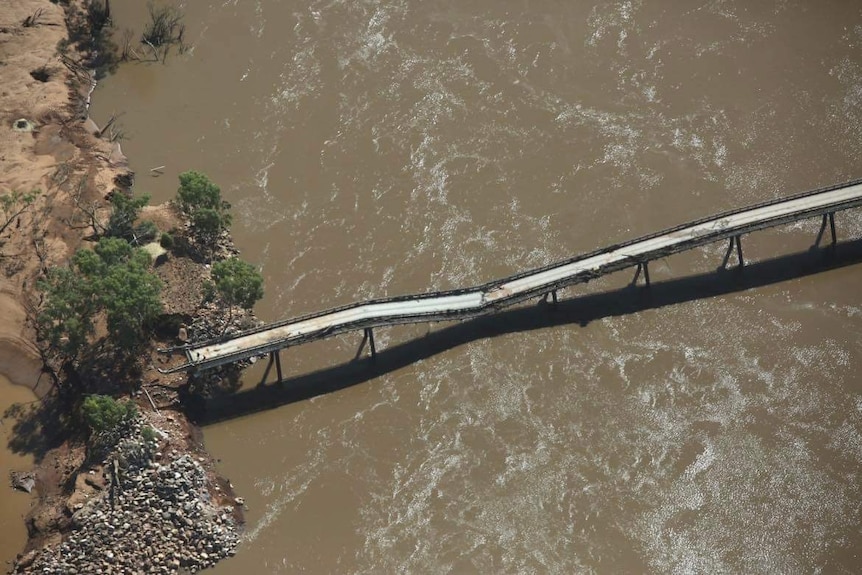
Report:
159,179,862,380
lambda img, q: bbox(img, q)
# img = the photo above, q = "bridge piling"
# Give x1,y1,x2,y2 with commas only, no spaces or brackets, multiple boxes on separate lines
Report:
816,214,828,247
829,212,837,245
632,262,651,287
275,350,283,382
365,328,377,360
259,352,275,386
735,235,744,267
543,290,558,305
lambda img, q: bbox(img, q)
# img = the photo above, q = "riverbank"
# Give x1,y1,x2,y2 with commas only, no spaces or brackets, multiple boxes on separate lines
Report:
1,1,245,572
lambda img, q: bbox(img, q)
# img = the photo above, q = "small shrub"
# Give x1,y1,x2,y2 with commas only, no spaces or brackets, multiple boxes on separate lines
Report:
81,394,137,433
159,231,174,250
201,280,216,303
141,425,157,445
133,220,159,245
30,66,52,82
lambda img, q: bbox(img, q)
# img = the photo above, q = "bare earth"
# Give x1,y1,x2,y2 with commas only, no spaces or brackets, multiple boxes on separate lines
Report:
0,0,125,392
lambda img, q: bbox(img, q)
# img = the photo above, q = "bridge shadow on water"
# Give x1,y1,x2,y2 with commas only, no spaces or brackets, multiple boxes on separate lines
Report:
192,239,862,425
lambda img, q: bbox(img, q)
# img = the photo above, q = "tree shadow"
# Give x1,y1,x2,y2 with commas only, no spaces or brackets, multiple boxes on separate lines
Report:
3,338,147,461
3,374,78,463
185,239,862,424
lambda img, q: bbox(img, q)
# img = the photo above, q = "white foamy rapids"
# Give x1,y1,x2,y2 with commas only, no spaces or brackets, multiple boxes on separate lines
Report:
190,1,862,573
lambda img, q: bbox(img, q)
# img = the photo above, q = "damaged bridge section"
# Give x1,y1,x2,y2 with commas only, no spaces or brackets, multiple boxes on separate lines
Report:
159,179,862,380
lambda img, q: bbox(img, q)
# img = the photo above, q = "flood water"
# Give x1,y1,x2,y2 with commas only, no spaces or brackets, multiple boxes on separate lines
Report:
0,375,36,569
95,1,862,572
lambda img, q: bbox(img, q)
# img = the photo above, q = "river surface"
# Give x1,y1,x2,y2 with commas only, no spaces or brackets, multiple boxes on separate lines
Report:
0,375,36,569
94,1,862,573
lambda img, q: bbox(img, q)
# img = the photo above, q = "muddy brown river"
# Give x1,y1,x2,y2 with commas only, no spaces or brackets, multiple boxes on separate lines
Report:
0,376,35,569
90,1,862,572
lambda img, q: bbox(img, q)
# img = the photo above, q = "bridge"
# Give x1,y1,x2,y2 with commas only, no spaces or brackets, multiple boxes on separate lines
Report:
159,179,862,382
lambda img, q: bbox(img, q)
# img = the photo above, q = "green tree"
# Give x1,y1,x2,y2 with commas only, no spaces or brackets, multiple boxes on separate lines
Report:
38,237,163,360
105,192,158,245
211,257,264,328
96,240,163,349
191,206,231,246
81,394,137,433
176,171,231,249
38,266,99,360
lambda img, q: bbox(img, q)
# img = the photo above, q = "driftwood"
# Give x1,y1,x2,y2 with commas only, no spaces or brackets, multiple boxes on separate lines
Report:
109,458,121,509
142,386,160,415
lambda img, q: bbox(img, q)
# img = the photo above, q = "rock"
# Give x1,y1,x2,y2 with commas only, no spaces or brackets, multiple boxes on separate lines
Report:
233,497,245,506
10,471,36,493
15,417,243,575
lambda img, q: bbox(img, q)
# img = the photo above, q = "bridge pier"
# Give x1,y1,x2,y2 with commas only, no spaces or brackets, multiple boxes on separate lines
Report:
543,290,558,305
631,262,651,287
721,235,744,268
814,213,837,248
735,235,744,267
275,350,283,382
259,350,285,386
364,328,377,360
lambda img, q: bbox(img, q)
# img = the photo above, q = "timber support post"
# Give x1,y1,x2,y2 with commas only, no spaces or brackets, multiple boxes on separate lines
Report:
274,349,283,383
722,235,744,269
259,352,275,386
632,262,651,287
541,291,558,305
365,328,377,359
735,235,744,267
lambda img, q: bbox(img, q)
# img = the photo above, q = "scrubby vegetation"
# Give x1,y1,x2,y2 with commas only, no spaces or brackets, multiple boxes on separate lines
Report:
0,189,40,243
81,394,137,433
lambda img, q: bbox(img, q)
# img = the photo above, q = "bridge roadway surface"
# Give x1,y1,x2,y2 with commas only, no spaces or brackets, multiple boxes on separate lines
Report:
161,179,862,374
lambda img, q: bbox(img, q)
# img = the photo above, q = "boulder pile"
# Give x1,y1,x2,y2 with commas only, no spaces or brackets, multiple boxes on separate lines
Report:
15,422,241,574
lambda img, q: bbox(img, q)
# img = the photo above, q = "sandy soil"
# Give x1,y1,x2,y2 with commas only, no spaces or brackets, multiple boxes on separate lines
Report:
0,0,129,393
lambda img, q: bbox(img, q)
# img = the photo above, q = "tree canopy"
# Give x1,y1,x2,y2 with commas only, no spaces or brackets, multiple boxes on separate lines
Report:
105,191,157,245
38,237,163,360
211,257,264,311
176,171,232,248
